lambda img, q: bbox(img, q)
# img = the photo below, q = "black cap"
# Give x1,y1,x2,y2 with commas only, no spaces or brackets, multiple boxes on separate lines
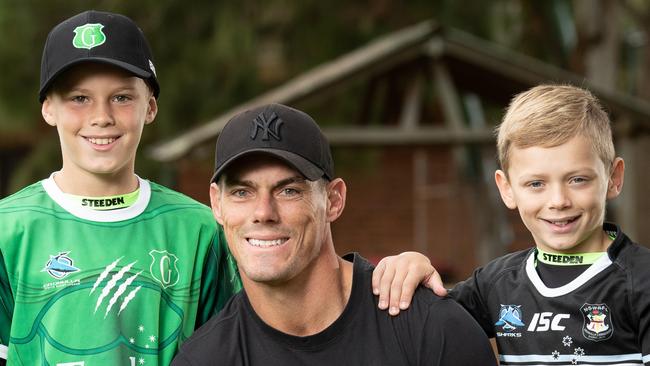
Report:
211,104,334,183
39,10,159,102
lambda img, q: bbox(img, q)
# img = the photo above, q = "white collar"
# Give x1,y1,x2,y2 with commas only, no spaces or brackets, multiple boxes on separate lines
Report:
41,172,151,222
525,249,612,297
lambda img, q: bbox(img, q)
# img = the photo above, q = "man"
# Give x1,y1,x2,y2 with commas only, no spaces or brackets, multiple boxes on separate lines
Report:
172,103,496,365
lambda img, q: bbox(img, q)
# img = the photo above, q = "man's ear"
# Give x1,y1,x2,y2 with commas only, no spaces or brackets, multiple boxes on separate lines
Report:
42,98,57,127
325,178,346,223
495,169,517,209
144,96,158,125
607,157,625,200
209,182,224,225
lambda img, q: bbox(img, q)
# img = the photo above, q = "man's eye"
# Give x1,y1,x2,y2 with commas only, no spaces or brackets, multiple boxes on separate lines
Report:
233,190,248,198
281,188,299,196
529,181,543,188
570,177,588,184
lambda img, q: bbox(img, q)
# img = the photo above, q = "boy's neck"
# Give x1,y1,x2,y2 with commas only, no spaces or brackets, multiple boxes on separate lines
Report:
53,169,139,196
537,226,614,255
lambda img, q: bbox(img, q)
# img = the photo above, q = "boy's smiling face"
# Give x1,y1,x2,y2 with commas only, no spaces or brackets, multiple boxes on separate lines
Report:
495,135,624,254
42,63,157,189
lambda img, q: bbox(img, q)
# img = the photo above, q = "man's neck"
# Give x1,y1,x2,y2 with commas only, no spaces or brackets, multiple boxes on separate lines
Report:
244,249,354,337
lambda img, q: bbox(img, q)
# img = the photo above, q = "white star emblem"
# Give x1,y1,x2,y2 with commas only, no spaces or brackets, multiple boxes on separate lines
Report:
562,335,573,347
551,350,560,360
574,347,585,357
145,344,149,349
149,335,157,343
129,337,135,344
139,358,145,365
571,358,578,365
138,325,144,332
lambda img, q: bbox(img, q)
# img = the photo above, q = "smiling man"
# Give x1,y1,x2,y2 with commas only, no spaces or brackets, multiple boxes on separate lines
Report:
171,104,496,366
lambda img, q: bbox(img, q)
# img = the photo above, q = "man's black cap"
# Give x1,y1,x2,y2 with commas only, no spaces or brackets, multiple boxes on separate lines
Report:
211,104,334,183
39,10,159,102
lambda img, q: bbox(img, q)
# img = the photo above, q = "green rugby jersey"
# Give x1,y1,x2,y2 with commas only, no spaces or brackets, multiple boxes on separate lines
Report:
0,175,242,365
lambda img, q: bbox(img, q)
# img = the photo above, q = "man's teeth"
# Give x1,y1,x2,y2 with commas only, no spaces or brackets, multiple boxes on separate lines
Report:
88,137,116,145
248,238,285,247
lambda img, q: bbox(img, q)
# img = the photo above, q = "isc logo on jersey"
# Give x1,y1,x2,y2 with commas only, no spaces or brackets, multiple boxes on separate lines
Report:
495,305,571,338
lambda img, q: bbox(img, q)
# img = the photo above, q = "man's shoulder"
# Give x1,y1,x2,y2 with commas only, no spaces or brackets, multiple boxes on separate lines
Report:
180,292,247,350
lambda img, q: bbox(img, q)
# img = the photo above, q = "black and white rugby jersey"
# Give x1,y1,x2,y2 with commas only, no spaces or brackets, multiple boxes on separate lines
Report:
450,223,650,366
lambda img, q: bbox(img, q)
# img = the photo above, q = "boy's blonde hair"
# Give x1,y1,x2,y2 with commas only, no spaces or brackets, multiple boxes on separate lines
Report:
496,84,615,173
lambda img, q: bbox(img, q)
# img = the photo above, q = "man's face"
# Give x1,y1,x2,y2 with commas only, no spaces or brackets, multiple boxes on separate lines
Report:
211,155,337,285
42,63,157,184
495,135,624,253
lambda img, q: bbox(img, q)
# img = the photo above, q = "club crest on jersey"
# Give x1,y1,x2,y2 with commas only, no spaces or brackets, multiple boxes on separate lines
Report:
149,250,180,289
42,252,80,279
581,303,613,341
495,305,525,337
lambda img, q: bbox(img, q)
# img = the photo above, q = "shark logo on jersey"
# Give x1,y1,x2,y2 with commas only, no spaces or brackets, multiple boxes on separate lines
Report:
581,303,613,341
149,250,180,289
495,305,525,337
42,252,80,279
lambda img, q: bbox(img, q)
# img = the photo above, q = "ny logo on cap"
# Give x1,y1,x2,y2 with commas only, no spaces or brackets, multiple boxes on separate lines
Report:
251,112,283,141
72,23,106,50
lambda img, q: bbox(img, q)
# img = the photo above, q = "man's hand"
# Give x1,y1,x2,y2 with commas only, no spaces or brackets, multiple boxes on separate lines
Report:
371,251,448,316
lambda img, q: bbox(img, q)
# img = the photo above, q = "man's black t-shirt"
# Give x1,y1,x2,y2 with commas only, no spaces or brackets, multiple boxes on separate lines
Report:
172,253,496,366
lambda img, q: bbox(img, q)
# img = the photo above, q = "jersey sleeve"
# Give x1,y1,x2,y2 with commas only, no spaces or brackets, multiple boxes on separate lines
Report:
448,266,495,337
630,257,650,365
418,297,497,365
194,225,242,328
0,252,13,363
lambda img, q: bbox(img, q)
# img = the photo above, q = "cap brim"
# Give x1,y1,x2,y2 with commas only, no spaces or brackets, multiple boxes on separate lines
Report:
39,57,154,102
211,149,325,183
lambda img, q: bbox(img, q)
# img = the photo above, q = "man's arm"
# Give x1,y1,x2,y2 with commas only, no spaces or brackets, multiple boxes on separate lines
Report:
417,297,497,365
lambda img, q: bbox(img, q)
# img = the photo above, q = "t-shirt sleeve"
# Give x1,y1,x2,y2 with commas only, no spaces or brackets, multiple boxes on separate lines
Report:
170,352,193,366
448,266,495,337
194,225,242,328
0,252,12,363
419,297,497,366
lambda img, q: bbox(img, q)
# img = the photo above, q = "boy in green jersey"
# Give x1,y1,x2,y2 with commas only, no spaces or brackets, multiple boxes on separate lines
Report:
0,10,242,365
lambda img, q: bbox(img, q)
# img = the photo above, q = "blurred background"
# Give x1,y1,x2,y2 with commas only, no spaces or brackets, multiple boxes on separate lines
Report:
1,0,649,283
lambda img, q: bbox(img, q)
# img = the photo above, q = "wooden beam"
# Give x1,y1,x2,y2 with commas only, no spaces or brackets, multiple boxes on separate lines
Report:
148,20,438,162
323,126,494,145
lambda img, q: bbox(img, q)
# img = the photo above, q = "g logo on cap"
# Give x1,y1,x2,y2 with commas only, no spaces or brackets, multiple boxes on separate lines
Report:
72,23,106,50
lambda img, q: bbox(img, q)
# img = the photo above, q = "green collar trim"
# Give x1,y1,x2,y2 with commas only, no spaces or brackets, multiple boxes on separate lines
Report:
536,249,605,266
65,189,140,211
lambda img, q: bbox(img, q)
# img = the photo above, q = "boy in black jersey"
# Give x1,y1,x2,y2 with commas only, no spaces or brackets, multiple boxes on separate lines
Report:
377,84,650,365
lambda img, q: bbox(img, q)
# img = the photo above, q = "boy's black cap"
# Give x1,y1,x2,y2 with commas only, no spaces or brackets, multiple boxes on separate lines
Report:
211,104,334,183
39,10,159,102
